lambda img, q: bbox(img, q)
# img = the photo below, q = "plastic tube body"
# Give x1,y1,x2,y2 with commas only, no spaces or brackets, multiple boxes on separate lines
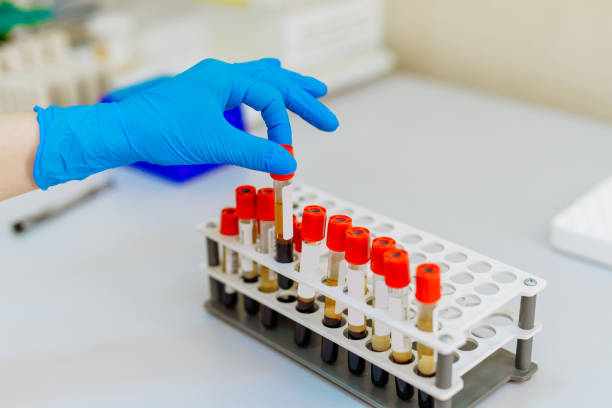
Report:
323,250,345,327
347,263,368,338
238,218,257,282
416,302,437,376
273,179,293,263
258,220,277,293
372,274,391,351
296,239,322,312
389,286,412,363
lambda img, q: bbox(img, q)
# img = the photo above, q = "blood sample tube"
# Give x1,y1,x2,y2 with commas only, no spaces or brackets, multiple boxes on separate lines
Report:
257,187,278,328
370,236,396,387
345,226,370,375
294,205,327,346
293,215,302,258
236,185,259,315
271,144,295,289
321,214,352,364
219,207,239,308
415,263,441,408
384,249,414,401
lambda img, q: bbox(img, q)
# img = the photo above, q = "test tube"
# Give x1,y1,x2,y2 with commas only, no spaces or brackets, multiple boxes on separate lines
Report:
384,249,414,401
236,185,259,315
321,214,352,364
294,205,327,346
257,187,278,328
271,144,295,289
369,236,396,387
415,263,441,408
219,207,239,308
293,215,302,258
345,226,371,375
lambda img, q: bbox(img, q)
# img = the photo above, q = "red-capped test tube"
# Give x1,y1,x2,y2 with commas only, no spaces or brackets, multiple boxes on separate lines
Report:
293,214,302,257
415,264,441,377
219,207,239,308
271,145,295,270
369,237,396,387
236,185,259,315
384,249,414,401
320,215,352,364
345,227,371,375
257,188,279,329
294,205,327,346
257,188,277,293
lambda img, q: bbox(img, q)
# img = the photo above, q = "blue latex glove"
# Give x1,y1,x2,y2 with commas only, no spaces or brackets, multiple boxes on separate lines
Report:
33,58,339,190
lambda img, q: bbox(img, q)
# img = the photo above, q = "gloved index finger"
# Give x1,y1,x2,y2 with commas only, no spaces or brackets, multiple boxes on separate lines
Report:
240,76,293,145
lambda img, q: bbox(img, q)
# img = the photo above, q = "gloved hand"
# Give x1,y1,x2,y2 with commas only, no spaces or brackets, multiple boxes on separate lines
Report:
33,58,339,190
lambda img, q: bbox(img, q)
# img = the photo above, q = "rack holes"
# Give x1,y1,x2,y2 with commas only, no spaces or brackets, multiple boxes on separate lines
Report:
468,262,492,273
450,272,474,284
374,223,394,233
316,295,326,302
471,325,496,339
488,314,513,327
400,234,422,244
458,339,478,352
388,352,415,365
355,215,374,225
439,306,462,320
343,328,369,341
293,185,302,192
456,294,481,307
276,294,297,303
445,252,467,263
206,221,217,229
322,200,336,209
422,243,444,253
411,253,427,265
441,283,456,296
439,334,454,343
299,193,318,202
475,283,500,295
492,271,517,284
339,208,355,215
453,353,460,363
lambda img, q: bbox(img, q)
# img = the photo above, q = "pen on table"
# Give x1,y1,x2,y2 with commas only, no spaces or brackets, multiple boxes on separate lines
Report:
12,179,114,234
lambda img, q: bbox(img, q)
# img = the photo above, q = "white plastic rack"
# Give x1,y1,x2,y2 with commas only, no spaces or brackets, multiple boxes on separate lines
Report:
199,183,545,405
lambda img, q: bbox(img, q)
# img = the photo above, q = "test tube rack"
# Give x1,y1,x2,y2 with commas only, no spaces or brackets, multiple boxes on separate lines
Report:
198,183,545,407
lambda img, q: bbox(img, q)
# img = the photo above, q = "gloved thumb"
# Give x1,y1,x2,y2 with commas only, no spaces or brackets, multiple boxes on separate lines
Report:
219,125,297,175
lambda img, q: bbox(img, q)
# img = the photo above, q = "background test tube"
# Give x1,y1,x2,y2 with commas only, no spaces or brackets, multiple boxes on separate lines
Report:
321,215,352,364
219,207,239,308
384,248,415,401
345,226,371,375
236,185,259,315
294,205,327,346
369,236,396,387
415,263,441,408
271,144,295,289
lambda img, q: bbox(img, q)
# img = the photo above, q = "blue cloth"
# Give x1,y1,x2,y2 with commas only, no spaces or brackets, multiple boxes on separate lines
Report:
33,58,339,190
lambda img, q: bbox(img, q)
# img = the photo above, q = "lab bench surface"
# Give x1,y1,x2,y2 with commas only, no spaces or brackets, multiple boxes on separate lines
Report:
2,73,612,407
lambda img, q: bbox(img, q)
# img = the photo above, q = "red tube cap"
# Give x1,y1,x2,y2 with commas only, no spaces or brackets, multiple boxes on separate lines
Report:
302,205,327,242
326,215,353,252
345,227,370,265
256,187,274,221
371,237,396,275
416,264,441,304
270,144,295,181
220,207,239,236
384,249,410,288
235,185,256,219
293,216,302,253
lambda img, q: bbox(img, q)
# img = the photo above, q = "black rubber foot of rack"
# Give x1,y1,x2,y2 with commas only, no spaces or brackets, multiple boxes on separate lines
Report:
395,377,414,400
221,292,237,308
261,306,277,329
371,364,389,387
294,323,311,347
418,389,433,407
243,296,259,315
348,351,365,375
320,338,338,364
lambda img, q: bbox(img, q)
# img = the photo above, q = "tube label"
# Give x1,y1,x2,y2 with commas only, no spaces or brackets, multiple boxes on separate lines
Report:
282,185,293,239
374,280,390,336
224,247,239,275
347,267,365,326
334,260,348,314
297,241,321,299
389,295,410,352
239,222,254,273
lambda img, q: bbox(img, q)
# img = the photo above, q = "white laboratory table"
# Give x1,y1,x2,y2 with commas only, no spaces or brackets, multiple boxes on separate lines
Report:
2,73,612,407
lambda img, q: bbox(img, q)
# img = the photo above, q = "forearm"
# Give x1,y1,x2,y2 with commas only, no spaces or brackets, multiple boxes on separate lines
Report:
0,112,39,201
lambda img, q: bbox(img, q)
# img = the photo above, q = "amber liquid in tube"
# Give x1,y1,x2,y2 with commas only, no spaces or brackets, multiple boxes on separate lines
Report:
347,263,367,375
417,303,436,376
323,250,344,327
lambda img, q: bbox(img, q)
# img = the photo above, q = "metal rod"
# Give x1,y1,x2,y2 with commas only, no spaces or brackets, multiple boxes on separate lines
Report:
515,295,536,371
